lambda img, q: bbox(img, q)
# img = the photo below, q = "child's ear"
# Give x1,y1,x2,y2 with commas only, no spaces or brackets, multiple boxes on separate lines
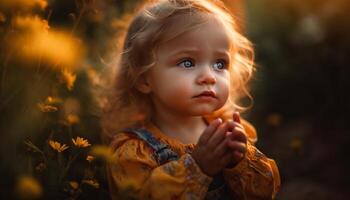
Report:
135,75,152,94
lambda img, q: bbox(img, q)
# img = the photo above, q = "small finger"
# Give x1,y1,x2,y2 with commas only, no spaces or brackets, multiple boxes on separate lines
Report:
227,140,247,154
233,112,241,123
225,121,244,132
230,129,248,144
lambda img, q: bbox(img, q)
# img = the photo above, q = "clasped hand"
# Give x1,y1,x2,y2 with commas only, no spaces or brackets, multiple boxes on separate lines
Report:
191,112,247,177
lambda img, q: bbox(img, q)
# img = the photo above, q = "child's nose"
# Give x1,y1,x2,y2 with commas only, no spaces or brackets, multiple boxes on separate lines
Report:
196,66,216,85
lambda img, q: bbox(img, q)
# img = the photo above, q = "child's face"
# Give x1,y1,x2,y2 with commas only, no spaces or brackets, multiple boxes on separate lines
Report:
143,17,231,117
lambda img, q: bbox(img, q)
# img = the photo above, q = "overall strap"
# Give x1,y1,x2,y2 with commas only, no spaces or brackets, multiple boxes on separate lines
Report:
123,128,179,165
123,127,229,199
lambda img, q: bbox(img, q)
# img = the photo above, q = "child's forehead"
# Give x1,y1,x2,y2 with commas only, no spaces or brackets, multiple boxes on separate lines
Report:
155,18,232,57
158,12,229,43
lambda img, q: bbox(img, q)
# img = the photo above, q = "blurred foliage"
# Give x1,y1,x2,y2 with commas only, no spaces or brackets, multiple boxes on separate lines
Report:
245,0,350,199
0,0,143,199
246,0,349,125
1,0,349,199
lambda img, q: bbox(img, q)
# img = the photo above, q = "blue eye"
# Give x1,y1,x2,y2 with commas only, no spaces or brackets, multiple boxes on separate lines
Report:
213,60,227,70
177,59,194,68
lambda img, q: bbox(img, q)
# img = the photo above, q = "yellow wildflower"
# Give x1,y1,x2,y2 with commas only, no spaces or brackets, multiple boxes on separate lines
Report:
37,103,58,112
90,145,115,163
69,181,79,190
48,140,69,153
46,96,62,104
61,69,76,90
82,179,99,189
47,96,54,103
66,114,80,125
16,176,43,199
72,137,91,148
86,155,95,163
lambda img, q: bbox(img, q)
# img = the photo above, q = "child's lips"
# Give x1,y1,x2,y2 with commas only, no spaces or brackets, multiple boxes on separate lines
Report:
193,91,217,99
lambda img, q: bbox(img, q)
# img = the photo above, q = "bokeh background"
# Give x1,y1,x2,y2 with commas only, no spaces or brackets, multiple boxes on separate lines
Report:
0,0,349,199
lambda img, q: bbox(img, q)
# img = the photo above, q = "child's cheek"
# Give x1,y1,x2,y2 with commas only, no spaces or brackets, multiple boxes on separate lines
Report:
220,74,230,100
219,84,230,106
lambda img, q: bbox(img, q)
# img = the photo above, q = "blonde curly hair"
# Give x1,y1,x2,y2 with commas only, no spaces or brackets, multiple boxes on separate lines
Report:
102,0,255,139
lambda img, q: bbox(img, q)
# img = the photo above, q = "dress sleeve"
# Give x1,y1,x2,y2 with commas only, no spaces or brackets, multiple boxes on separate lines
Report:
223,143,281,200
222,119,280,200
107,134,212,200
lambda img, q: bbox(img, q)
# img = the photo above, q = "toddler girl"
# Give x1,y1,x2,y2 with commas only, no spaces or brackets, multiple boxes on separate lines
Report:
103,0,280,199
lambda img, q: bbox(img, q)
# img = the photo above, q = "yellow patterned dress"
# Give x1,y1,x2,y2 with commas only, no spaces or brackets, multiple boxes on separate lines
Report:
106,111,280,200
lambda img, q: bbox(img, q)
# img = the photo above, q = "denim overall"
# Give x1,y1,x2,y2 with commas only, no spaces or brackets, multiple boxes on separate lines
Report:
124,128,231,200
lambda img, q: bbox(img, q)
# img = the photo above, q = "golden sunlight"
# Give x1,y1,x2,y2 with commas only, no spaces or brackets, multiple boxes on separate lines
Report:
90,145,115,163
66,114,80,125
0,0,48,10
15,176,43,199
12,15,84,70
13,15,49,33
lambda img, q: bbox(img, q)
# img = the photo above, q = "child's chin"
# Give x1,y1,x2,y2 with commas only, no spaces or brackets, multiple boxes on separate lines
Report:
191,107,218,116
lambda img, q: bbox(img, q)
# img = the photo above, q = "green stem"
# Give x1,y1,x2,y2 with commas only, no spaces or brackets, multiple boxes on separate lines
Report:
59,151,80,182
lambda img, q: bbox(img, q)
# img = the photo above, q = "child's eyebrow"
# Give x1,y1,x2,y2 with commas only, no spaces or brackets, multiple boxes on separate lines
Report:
215,51,231,59
169,49,200,57
169,49,230,58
